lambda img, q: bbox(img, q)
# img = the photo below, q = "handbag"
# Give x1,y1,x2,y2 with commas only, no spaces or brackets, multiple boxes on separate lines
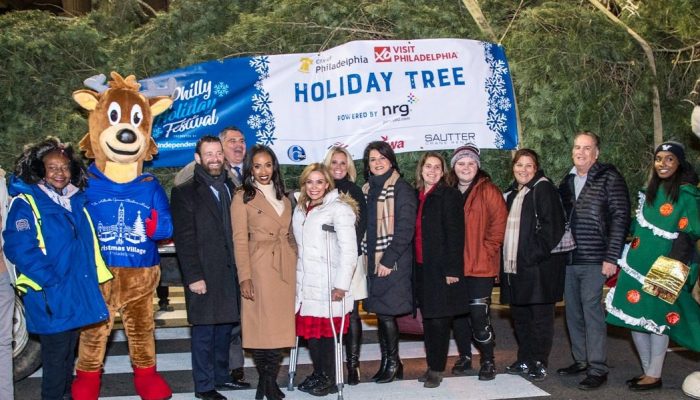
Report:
532,178,576,254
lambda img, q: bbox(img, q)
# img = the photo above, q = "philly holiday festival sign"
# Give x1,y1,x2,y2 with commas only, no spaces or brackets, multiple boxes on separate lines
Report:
143,38,519,166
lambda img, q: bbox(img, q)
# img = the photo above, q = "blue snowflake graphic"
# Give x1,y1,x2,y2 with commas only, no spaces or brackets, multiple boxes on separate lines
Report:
481,42,514,148
213,82,229,98
152,126,163,137
247,56,276,145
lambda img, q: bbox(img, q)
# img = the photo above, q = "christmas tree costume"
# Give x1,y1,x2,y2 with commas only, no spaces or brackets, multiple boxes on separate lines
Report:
606,185,700,351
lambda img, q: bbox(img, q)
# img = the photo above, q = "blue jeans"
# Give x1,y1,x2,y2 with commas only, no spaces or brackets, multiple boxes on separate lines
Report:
563,264,608,376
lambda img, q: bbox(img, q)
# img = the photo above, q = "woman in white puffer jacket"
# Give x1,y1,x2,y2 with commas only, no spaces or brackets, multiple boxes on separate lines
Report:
292,163,358,396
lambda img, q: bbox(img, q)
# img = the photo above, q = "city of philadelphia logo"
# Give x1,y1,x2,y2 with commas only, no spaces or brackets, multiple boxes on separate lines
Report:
288,145,307,162
299,57,314,73
97,202,147,245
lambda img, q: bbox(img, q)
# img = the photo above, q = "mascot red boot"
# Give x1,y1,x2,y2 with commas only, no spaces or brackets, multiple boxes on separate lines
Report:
71,72,174,400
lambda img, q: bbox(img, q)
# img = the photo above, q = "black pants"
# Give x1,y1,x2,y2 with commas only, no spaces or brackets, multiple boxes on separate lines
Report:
453,277,494,361
511,303,555,366
423,316,452,371
39,329,78,400
308,337,336,378
191,323,234,392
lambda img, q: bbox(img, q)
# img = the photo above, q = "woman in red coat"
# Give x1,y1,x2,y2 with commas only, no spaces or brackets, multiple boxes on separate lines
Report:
447,145,507,381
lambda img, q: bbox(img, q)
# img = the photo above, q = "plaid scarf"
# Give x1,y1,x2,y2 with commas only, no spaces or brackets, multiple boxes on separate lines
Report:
362,170,400,273
503,185,530,274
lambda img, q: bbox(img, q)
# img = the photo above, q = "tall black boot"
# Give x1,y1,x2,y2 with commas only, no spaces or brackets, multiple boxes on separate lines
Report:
376,315,403,384
263,349,284,400
371,318,388,381
252,350,267,400
346,304,362,385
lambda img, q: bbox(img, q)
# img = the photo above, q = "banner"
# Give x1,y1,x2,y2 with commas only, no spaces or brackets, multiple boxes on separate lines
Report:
144,38,519,167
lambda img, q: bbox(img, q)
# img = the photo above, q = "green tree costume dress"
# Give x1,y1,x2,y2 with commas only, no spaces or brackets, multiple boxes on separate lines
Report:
606,185,700,351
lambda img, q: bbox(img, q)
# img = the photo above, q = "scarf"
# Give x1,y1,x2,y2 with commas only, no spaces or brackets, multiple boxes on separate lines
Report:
503,184,530,274
362,169,400,273
38,182,79,211
194,164,234,263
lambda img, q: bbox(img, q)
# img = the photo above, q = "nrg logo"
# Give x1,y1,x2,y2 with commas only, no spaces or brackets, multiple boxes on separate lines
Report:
381,104,410,117
287,145,306,162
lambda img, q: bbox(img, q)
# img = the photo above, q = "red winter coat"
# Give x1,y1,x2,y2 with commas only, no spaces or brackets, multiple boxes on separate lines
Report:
462,175,507,277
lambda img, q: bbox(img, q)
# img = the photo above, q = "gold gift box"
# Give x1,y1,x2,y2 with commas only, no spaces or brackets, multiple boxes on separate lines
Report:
642,256,690,305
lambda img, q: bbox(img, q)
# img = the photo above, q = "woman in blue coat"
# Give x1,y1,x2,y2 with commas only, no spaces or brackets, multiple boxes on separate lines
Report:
3,137,110,400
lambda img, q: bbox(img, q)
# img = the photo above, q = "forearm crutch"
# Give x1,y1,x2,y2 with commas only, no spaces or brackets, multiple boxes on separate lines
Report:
287,336,299,391
323,224,346,400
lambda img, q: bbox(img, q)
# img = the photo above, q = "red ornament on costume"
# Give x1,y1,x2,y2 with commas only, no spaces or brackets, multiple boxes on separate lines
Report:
626,290,641,304
631,237,640,249
659,203,674,216
666,312,680,325
679,217,689,230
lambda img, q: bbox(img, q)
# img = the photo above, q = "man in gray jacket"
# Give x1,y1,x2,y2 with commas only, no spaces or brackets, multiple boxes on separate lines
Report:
557,131,630,390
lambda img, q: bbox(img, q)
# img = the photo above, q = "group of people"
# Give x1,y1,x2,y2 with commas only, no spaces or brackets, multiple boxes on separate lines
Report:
1,127,699,400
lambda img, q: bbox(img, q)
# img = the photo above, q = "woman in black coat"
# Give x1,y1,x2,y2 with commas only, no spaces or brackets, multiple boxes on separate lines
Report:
500,149,566,382
361,141,417,384
413,152,468,388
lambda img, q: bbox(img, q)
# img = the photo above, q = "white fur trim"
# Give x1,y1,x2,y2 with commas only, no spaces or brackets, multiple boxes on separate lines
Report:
605,286,668,335
636,192,679,240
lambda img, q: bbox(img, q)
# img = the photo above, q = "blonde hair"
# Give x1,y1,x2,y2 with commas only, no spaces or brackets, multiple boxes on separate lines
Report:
322,146,357,182
297,163,335,208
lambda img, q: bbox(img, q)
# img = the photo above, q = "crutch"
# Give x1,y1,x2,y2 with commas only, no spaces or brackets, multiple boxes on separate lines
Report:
287,336,299,390
323,224,346,400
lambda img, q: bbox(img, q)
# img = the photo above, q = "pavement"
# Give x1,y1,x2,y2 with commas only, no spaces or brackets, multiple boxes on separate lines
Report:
13,287,700,399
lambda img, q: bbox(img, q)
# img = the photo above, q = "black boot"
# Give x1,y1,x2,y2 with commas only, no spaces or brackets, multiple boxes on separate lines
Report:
371,319,388,381
346,306,362,385
264,349,285,400
376,316,403,384
252,350,267,400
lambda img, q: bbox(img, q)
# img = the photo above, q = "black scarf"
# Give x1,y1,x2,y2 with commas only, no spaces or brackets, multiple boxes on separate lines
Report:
194,163,234,265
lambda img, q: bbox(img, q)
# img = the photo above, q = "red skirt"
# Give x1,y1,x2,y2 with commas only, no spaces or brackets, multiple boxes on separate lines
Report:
296,312,350,339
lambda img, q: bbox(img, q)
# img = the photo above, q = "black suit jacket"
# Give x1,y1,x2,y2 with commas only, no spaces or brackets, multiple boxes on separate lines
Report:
171,176,240,325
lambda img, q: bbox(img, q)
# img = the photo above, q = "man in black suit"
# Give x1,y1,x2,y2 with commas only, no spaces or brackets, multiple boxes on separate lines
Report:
173,127,250,389
171,136,241,400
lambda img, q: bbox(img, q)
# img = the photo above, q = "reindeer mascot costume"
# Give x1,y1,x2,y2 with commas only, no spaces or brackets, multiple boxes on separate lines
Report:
71,72,174,400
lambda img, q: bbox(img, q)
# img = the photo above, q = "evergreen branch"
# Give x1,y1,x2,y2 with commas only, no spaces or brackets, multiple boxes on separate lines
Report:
270,22,394,38
499,0,524,45
653,41,700,53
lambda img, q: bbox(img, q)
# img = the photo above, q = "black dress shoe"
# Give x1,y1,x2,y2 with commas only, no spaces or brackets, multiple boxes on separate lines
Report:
625,375,644,386
505,361,529,375
216,380,252,390
557,362,588,376
195,389,227,400
578,374,607,390
629,378,662,391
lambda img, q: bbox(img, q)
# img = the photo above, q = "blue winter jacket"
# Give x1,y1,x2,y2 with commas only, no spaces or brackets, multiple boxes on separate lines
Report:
3,176,110,335
85,164,173,267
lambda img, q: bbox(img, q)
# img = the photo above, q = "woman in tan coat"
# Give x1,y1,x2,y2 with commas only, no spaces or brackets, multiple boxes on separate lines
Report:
232,145,296,400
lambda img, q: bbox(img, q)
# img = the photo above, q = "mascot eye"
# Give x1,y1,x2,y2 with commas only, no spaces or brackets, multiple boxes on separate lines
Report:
107,102,122,125
131,104,143,127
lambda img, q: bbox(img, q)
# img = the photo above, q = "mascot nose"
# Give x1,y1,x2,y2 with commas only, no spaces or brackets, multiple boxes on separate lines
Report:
117,130,137,144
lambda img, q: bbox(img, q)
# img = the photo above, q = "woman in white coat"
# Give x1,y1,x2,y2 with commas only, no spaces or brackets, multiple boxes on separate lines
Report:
292,163,357,396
